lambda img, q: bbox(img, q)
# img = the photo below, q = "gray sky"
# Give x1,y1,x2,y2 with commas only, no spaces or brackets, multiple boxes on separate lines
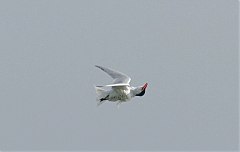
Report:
0,0,238,151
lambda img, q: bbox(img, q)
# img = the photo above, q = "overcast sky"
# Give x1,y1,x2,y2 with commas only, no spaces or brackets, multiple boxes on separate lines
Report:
0,0,238,151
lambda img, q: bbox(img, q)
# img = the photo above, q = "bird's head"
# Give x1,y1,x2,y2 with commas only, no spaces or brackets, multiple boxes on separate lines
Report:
135,83,148,96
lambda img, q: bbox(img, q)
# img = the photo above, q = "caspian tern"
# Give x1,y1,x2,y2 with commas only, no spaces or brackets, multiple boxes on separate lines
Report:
94,65,148,106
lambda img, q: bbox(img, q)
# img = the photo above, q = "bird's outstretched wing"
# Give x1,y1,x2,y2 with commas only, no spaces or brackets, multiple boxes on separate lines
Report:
97,83,130,87
95,65,131,84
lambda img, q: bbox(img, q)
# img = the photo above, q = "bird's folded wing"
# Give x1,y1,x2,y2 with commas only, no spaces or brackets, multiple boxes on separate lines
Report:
96,83,129,87
95,65,131,84
105,83,130,87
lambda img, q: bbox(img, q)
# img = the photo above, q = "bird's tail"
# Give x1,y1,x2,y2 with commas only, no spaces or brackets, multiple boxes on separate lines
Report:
94,86,108,106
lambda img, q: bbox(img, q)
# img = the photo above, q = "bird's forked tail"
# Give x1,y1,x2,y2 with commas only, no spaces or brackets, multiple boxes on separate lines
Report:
94,86,108,106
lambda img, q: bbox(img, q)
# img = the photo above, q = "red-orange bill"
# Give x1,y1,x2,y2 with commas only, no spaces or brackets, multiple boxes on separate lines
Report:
142,83,148,90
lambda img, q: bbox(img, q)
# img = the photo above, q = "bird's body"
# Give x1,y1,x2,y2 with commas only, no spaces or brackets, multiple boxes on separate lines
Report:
94,65,148,106
104,86,131,101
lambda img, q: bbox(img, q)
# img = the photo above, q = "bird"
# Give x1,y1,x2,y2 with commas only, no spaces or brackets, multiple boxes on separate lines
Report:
94,65,148,106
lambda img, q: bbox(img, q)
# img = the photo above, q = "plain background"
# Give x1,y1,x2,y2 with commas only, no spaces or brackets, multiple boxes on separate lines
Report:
0,0,239,151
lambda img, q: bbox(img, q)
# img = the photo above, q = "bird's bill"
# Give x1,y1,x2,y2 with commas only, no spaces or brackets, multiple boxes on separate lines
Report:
142,83,148,90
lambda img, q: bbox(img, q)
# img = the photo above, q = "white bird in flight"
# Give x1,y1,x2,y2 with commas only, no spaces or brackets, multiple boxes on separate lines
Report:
94,65,148,106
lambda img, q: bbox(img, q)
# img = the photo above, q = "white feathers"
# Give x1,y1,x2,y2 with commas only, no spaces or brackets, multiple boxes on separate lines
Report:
95,65,131,85
94,65,147,106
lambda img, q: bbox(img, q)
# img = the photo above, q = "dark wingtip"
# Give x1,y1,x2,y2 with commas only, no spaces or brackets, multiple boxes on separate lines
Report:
95,65,102,69
96,85,103,87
